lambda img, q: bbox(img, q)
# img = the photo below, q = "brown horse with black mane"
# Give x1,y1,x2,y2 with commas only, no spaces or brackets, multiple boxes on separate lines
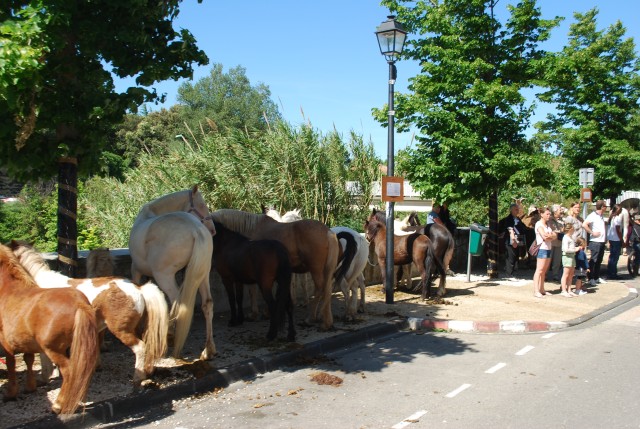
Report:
211,209,341,330
364,218,446,300
0,244,98,415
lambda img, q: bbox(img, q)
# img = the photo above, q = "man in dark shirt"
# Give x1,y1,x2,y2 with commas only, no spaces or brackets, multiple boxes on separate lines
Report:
499,203,526,279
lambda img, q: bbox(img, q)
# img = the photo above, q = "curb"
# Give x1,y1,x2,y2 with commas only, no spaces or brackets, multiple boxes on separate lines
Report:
407,284,639,334
12,283,639,428
12,319,410,429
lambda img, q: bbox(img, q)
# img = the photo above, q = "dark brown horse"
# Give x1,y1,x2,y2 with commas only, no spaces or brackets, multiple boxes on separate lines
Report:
370,208,453,296
0,244,98,415
212,221,295,341
364,218,445,300
211,209,340,330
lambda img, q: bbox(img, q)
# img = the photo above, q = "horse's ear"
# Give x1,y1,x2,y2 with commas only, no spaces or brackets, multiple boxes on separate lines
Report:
261,204,267,214
192,184,199,194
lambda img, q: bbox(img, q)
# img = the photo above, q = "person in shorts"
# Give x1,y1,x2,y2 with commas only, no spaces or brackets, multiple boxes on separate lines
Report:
533,207,556,298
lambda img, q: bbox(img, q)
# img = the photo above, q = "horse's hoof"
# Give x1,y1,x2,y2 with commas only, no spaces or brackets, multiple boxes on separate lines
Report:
287,333,296,342
266,331,277,341
51,403,62,414
3,395,17,403
199,348,217,361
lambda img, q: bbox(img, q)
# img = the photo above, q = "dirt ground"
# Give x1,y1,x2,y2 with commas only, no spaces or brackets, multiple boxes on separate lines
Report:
0,259,634,428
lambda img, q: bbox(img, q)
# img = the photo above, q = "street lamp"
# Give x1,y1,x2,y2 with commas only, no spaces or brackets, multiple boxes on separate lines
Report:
375,15,407,304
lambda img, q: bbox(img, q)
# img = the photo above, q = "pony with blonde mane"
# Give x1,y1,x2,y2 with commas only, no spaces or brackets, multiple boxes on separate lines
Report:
211,209,340,329
129,185,216,359
0,244,98,415
9,241,168,386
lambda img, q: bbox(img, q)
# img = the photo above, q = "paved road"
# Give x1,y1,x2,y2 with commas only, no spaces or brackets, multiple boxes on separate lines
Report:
100,299,640,429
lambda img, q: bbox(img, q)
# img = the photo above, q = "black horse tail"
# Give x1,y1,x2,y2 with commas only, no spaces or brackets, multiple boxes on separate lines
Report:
334,231,358,283
423,240,446,298
275,244,295,341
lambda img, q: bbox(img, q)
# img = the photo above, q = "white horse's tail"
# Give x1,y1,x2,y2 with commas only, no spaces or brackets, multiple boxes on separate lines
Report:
139,281,169,371
171,229,212,358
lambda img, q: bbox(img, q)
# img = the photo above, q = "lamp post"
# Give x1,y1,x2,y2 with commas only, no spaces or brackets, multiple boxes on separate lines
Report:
376,15,407,304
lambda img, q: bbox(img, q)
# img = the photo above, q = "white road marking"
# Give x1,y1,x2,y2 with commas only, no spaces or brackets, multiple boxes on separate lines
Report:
541,333,557,339
445,383,472,398
392,410,428,429
515,345,535,356
485,362,507,374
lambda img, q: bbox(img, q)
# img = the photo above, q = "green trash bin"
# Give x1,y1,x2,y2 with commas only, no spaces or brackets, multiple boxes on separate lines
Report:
469,223,489,256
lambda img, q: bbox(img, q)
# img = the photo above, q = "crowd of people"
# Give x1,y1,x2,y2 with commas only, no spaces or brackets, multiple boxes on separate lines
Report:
498,199,640,298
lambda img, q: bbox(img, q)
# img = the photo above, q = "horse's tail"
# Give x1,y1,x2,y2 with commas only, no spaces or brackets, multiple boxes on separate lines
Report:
424,239,446,297
319,231,340,330
172,229,213,358
139,281,169,371
334,231,357,283
275,246,294,338
61,306,98,414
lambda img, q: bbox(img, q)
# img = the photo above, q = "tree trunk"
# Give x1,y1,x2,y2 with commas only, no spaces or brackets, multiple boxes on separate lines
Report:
487,191,499,278
57,157,78,277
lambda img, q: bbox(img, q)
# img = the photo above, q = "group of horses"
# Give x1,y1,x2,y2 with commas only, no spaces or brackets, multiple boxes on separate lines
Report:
0,186,453,416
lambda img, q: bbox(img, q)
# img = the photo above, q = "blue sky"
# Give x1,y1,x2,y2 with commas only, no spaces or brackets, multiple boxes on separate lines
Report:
126,0,640,158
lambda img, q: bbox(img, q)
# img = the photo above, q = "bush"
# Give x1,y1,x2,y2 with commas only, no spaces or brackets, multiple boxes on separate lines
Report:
80,121,381,247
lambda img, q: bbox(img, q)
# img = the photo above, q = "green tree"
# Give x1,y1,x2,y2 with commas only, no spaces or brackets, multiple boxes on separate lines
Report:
377,0,559,277
113,105,186,171
177,64,282,136
0,1,208,275
536,9,640,202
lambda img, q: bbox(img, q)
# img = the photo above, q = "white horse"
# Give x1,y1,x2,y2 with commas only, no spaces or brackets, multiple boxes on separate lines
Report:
129,185,216,360
10,241,169,386
266,209,368,320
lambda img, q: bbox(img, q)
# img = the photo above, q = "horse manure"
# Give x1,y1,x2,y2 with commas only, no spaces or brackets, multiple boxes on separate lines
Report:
309,372,343,387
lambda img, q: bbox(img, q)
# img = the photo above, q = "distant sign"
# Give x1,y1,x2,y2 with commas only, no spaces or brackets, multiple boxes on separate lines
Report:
580,188,592,203
381,176,404,202
579,168,594,186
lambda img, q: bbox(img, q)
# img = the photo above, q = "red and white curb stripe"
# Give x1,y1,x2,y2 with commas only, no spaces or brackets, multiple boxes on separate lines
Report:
407,317,568,333
407,285,638,333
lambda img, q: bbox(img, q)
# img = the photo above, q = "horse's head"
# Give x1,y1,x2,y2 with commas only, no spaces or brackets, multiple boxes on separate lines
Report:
363,219,384,242
408,211,421,226
187,185,216,236
368,207,386,223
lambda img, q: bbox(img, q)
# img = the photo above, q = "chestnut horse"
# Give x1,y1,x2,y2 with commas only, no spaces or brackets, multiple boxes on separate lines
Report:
370,208,453,296
129,186,215,359
9,241,168,386
364,218,445,300
265,208,367,320
0,244,98,415
212,221,295,341
211,209,340,330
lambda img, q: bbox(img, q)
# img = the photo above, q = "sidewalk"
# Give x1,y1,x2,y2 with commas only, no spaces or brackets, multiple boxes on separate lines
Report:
5,261,638,428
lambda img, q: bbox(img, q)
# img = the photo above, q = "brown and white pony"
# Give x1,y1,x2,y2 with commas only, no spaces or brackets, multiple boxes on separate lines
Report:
9,241,168,386
129,186,216,360
211,209,340,330
0,244,98,415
